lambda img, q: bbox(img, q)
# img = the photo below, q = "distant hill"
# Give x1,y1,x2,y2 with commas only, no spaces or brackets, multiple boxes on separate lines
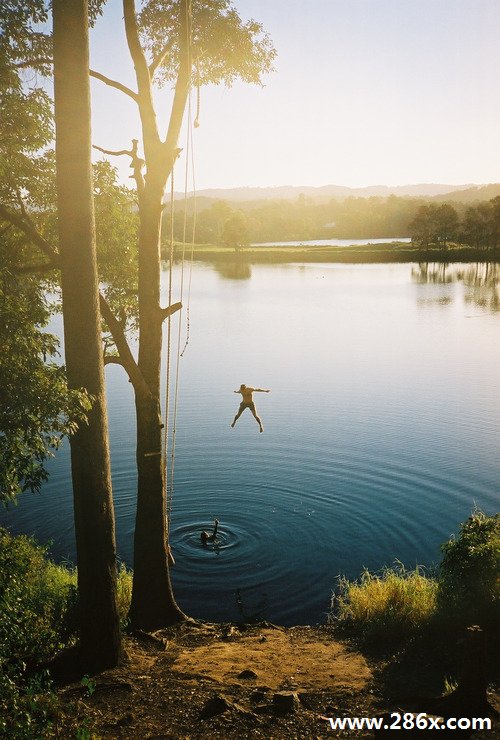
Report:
173,183,483,204
431,183,500,203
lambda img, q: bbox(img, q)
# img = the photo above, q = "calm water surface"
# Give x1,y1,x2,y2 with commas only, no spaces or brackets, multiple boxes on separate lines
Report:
2,262,499,624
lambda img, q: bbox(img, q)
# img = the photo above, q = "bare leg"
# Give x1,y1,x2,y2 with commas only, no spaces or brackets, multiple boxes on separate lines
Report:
251,407,264,433
231,407,244,428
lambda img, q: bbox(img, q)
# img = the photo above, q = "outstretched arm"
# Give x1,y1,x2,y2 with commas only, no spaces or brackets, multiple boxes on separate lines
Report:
255,388,270,393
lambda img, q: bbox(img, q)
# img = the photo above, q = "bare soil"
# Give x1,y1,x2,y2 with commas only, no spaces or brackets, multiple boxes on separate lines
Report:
56,622,499,739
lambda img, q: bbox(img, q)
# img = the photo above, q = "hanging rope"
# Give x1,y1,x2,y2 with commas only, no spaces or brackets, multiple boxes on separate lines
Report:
164,0,198,537
180,94,197,358
163,153,176,535
193,56,201,128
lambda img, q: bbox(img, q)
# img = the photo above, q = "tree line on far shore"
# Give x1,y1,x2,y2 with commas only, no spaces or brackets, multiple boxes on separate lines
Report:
164,193,500,250
409,199,500,250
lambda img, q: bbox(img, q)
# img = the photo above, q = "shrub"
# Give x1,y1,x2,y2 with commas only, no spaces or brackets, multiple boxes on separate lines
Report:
0,529,78,737
0,529,78,669
0,530,134,737
438,510,499,628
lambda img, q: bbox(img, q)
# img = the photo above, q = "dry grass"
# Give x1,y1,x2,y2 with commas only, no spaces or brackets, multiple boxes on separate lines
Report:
330,562,438,641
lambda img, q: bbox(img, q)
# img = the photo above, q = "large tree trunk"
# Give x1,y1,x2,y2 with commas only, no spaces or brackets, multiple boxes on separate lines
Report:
119,0,189,630
129,181,185,629
53,0,122,669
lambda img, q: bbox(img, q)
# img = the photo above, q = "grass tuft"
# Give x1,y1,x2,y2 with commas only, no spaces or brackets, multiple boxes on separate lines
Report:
330,562,438,642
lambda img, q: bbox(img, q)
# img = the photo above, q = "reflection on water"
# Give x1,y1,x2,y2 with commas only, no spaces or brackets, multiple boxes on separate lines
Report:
1,262,499,625
412,262,499,312
213,260,252,280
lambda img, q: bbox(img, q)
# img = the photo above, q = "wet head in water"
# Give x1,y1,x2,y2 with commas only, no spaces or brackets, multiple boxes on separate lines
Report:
201,518,219,544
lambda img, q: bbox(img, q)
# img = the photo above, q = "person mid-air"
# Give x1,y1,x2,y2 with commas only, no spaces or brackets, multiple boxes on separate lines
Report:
231,383,270,433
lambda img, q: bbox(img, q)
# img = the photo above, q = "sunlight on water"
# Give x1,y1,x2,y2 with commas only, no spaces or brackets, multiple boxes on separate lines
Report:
1,262,499,624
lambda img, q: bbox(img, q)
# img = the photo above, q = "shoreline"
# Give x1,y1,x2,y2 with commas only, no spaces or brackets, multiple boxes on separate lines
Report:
168,243,500,265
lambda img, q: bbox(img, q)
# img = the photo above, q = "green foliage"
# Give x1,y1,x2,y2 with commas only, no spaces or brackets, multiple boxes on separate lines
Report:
409,203,459,247
0,529,77,666
0,530,133,736
0,8,53,211
0,667,59,739
74,721,95,740
93,160,140,323
461,198,500,249
331,563,438,642
221,209,249,250
0,2,51,76
139,0,276,88
438,510,499,627
0,254,91,504
80,675,96,696
0,529,76,737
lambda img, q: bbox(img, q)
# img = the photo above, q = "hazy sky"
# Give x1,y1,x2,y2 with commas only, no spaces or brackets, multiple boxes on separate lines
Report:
89,0,500,189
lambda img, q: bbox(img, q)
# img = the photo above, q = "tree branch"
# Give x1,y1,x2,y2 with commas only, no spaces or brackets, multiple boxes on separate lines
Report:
159,301,182,322
103,355,125,367
123,0,162,155
0,203,59,262
93,139,145,197
93,144,134,157
164,0,192,154
148,43,172,78
89,69,139,101
99,293,152,398
15,260,59,275
14,57,53,69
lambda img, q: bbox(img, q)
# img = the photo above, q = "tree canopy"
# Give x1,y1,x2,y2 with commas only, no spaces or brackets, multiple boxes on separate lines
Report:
139,0,276,87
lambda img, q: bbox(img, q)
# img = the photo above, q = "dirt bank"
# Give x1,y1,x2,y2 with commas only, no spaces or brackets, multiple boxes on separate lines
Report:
57,622,499,739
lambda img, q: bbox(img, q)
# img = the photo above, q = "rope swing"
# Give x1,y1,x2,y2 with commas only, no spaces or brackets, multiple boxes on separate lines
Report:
163,0,198,554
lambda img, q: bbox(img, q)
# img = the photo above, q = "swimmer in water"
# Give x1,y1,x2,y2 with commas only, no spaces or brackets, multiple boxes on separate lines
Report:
231,384,270,433
201,518,219,544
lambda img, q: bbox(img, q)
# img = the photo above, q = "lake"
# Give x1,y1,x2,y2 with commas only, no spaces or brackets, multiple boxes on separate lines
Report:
1,261,499,625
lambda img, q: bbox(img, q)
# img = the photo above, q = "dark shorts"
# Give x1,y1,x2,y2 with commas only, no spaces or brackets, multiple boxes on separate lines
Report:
239,401,256,413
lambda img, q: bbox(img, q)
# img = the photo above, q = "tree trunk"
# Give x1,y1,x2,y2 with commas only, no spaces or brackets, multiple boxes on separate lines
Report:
129,392,184,628
129,180,185,630
53,0,122,669
119,0,190,630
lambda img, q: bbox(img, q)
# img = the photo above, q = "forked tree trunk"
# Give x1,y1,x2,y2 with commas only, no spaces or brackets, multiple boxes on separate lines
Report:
121,0,190,630
53,0,121,668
